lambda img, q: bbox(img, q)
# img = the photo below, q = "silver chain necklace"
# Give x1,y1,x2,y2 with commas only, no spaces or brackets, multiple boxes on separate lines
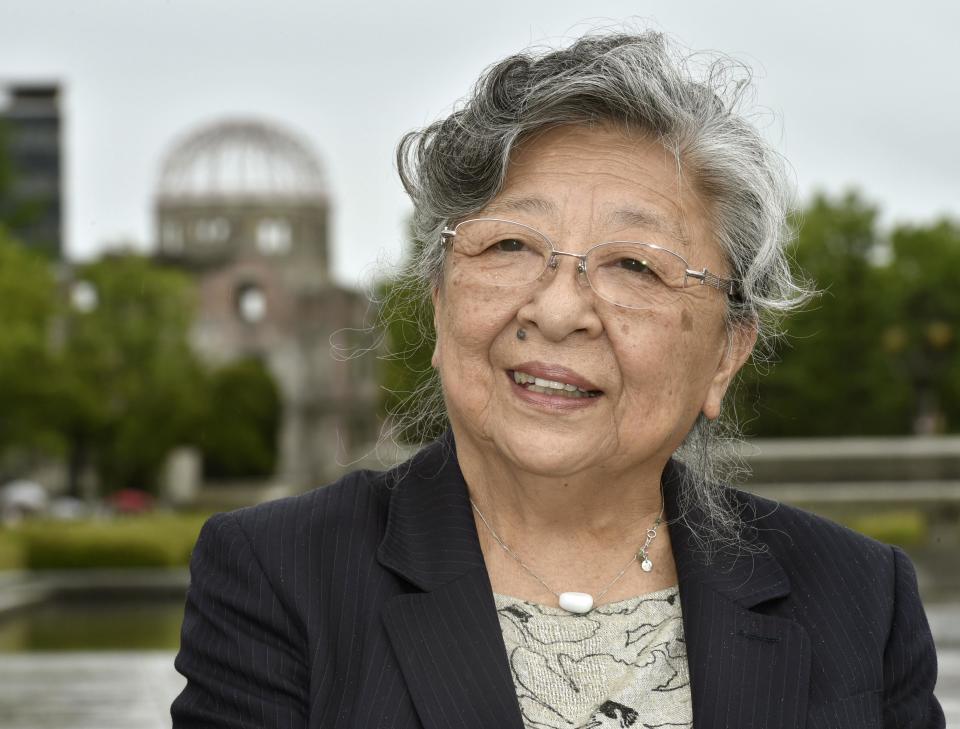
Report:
470,495,664,614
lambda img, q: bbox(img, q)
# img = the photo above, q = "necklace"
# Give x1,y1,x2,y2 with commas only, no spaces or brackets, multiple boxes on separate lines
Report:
470,495,664,615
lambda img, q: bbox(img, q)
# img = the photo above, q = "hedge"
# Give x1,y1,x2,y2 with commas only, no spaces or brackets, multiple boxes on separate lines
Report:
0,513,211,570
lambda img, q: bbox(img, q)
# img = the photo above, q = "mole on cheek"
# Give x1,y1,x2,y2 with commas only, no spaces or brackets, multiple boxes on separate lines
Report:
620,322,631,336
680,310,693,332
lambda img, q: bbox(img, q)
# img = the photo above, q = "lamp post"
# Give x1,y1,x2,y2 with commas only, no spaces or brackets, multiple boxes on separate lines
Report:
64,278,98,500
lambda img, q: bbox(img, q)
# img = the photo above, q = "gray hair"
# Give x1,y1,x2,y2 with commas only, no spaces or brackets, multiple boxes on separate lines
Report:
385,30,811,552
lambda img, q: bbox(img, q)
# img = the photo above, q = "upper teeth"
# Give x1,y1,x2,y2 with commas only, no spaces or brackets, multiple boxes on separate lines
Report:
513,370,586,392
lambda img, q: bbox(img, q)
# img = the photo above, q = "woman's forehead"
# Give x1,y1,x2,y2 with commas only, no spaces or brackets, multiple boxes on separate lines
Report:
482,194,693,247
486,124,712,246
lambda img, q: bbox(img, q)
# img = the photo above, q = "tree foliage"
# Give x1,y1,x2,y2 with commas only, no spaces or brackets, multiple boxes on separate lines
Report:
199,357,281,480
57,253,208,492
0,236,283,493
738,191,960,436
0,228,62,464
883,220,960,431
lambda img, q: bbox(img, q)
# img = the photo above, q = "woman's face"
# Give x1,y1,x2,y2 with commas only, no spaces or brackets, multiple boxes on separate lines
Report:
433,124,754,480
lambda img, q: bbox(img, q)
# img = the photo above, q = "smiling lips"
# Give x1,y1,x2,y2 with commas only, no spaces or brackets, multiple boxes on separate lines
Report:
510,369,603,398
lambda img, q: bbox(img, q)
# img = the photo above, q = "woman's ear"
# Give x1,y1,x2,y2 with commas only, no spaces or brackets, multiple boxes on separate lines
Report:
702,319,757,420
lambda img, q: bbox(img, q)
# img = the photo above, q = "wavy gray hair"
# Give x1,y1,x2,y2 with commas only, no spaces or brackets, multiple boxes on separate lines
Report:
385,30,810,552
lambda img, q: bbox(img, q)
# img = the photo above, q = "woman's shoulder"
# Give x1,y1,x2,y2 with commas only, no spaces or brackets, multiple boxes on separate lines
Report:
729,486,902,588
733,487,892,555
188,468,393,585
229,467,393,533
725,487,943,726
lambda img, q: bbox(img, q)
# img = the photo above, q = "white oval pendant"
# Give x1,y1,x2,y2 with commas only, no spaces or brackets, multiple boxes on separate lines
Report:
558,592,594,614
641,558,653,572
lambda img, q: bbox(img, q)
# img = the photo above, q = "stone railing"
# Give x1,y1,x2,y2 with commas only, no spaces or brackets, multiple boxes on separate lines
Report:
736,436,960,541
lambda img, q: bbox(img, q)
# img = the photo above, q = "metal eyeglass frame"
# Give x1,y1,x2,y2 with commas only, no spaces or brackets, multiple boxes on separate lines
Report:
439,217,740,306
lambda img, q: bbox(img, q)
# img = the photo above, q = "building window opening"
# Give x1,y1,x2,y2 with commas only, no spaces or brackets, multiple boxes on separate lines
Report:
235,282,267,324
195,217,231,243
256,218,292,255
162,221,184,252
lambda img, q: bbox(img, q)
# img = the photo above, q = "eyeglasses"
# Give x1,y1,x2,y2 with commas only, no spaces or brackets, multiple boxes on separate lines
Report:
440,218,739,311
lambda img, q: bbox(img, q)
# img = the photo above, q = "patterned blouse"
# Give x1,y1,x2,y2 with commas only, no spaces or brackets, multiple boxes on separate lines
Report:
494,586,692,728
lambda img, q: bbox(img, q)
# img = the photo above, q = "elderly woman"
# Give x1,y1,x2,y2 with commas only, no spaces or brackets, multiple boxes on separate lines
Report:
172,31,944,729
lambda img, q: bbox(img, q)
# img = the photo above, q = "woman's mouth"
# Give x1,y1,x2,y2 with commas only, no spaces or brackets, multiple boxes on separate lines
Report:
510,370,602,399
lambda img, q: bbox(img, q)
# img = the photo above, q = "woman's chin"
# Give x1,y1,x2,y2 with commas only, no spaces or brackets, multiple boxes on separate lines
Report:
494,433,608,479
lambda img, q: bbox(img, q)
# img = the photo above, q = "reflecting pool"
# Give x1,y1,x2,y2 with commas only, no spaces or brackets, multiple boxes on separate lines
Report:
0,596,184,652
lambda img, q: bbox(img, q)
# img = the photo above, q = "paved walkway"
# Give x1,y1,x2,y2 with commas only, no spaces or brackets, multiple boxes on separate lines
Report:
0,653,184,729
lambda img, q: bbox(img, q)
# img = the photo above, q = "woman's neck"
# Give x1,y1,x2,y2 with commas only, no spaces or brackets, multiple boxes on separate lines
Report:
451,429,679,605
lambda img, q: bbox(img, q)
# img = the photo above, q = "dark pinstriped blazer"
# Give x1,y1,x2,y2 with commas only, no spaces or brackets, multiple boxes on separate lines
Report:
171,434,945,728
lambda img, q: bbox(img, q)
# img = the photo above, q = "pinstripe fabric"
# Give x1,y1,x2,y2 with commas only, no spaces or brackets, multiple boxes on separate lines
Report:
172,434,944,728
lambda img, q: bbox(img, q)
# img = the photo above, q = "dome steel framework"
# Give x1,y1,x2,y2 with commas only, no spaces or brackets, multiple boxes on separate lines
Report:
156,119,326,202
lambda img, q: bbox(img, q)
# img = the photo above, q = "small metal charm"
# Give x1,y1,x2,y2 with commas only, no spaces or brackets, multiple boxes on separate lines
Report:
516,328,527,341
638,519,660,573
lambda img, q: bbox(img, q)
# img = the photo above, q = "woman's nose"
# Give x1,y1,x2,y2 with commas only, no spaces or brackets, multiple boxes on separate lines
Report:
516,254,603,342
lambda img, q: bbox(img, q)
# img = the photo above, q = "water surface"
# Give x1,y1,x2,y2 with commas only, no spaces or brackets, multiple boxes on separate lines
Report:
0,596,184,652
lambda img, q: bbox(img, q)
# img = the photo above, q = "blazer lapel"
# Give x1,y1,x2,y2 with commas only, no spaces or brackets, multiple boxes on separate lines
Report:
665,462,811,729
377,435,525,729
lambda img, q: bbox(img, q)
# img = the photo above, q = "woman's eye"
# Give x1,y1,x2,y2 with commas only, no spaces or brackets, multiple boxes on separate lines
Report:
617,257,651,274
491,238,526,253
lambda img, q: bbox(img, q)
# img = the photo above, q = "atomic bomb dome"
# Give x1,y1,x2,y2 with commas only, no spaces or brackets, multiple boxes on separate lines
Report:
153,116,378,495
156,119,327,202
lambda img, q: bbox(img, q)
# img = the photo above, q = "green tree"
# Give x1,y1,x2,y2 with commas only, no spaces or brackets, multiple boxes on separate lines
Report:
58,253,206,494
199,358,281,480
882,220,960,432
0,227,62,471
738,191,911,436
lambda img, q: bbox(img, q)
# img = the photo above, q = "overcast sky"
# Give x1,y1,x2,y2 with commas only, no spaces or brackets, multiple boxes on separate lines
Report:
1,0,958,287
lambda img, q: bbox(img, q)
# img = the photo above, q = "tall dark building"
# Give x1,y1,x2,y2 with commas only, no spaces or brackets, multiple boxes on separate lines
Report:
0,83,64,258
